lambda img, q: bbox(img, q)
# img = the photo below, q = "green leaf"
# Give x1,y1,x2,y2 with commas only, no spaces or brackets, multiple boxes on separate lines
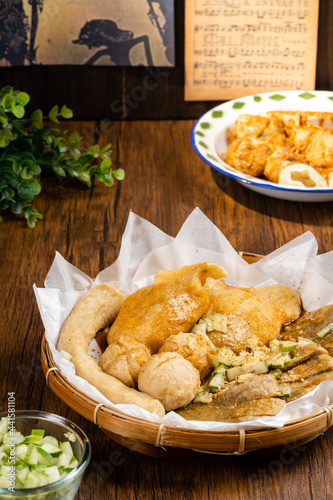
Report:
0,129,13,148
0,109,8,125
12,137,34,153
0,86,13,98
2,187,15,199
11,102,25,119
38,150,57,165
33,124,52,140
18,179,42,199
10,200,24,214
60,105,73,119
24,206,43,228
2,94,13,112
100,158,111,172
0,198,10,209
113,168,125,181
53,165,66,177
68,131,81,143
30,109,44,129
95,172,114,187
22,164,41,179
75,153,95,167
48,105,59,123
16,92,30,107
11,120,28,135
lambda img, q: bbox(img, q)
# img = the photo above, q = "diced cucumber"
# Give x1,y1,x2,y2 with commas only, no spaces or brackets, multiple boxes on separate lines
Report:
213,363,228,374
68,458,79,469
254,360,268,374
40,442,62,456
191,322,207,334
0,418,8,442
36,447,57,466
193,390,212,403
216,346,236,366
24,434,43,444
59,441,73,457
16,444,28,459
15,433,25,445
31,429,45,438
35,471,49,487
298,337,317,344
280,344,297,353
208,372,225,389
187,334,197,350
43,465,61,483
272,369,283,379
41,436,59,447
279,384,291,398
226,366,243,381
25,444,39,465
0,475,9,487
57,452,72,469
0,422,79,489
203,313,228,333
25,471,41,488
317,323,333,338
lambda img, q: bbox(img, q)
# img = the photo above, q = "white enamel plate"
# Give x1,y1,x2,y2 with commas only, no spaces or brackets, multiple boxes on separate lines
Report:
191,90,333,202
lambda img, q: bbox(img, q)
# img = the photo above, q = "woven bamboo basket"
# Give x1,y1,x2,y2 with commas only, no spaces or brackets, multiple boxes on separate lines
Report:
40,253,333,459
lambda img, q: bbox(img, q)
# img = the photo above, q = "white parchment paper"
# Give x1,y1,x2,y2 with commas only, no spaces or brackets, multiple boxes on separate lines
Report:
34,208,333,431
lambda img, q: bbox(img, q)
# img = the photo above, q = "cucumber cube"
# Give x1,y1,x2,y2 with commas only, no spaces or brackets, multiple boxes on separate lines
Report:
59,441,73,457
57,452,72,469
44,465,61,484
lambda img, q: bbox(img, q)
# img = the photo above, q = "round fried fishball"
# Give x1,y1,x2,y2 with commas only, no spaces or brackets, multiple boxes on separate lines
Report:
158,333,216,380
99,336,151,388
138,352,200,411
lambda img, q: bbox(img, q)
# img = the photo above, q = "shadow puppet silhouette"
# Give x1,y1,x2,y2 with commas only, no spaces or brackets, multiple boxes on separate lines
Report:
73,19,154,66
0,0,29,65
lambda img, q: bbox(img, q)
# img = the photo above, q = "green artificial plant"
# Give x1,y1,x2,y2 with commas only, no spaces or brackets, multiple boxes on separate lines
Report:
0,86,124,227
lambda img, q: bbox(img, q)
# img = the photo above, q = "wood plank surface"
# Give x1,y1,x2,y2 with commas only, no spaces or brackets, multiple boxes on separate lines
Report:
1,120,333,500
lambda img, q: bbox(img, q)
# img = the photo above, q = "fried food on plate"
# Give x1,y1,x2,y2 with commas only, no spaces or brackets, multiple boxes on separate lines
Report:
57,283,166,417
224,111,333,187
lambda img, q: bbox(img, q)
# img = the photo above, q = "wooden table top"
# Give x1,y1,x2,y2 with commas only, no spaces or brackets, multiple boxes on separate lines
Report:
1,119,333,499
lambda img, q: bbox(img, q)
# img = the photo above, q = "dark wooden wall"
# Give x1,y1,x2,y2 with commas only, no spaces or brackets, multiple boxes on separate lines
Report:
1,0,333,121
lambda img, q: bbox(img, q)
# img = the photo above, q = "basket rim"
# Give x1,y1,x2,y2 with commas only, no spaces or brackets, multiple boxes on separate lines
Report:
40,251,333,454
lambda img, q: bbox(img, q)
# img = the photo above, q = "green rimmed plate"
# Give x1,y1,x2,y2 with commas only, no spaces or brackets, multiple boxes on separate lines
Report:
191,90,333,202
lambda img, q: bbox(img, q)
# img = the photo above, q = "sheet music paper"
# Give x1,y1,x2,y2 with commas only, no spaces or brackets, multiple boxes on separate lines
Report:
185,0,319,101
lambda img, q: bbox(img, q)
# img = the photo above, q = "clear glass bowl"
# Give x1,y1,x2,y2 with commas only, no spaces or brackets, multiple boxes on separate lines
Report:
0,410,91,500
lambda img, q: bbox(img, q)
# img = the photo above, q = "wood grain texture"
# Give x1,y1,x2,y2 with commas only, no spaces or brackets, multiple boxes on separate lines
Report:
1,120,333,500
1,0,333,120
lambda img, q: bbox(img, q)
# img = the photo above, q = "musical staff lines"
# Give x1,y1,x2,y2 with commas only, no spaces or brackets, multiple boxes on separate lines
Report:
185,0,318,100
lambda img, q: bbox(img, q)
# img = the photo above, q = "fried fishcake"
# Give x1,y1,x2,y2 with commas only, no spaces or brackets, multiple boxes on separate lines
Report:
282,305,333,356
203,280,301,350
